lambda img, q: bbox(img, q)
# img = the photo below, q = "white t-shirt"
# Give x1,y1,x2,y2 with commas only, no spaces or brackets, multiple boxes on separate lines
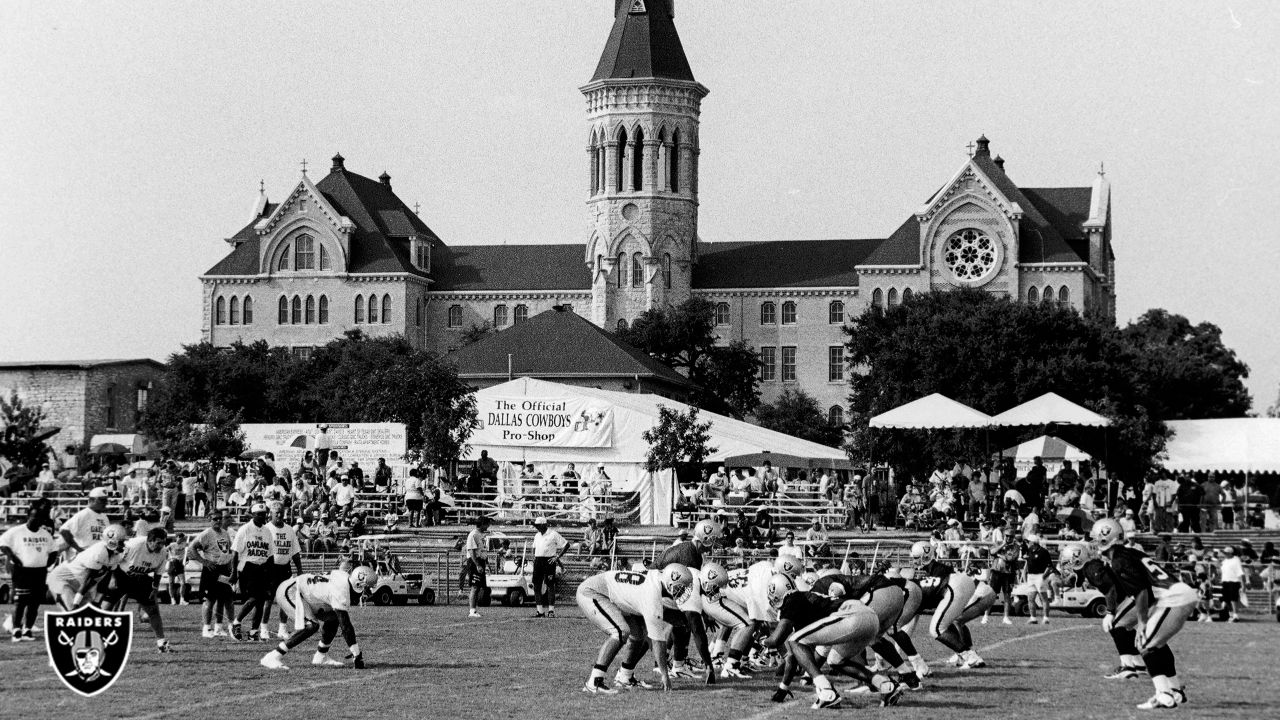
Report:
1220,556,1244,583
269,522,302,564
119,536,167,576
231,521,274,569
334,484,357,506
52,541,121,583
0,524,56,567
533,529,567,558
61,508,108,549
465,529,487,561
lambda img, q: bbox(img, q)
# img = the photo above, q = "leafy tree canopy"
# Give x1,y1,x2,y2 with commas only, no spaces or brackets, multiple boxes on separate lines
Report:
616,297,761,418
0,391,51,473
643,405,717,476
1120,309,1251,419
755,387,844,448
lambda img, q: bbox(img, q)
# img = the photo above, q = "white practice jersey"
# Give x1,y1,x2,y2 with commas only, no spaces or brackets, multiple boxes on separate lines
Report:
51,541,121,583
61,508,108,551
119,537,167,577
583,569,672,642
722,561,776,622
268,522,301,564
296,570,354,614
0,524,55,567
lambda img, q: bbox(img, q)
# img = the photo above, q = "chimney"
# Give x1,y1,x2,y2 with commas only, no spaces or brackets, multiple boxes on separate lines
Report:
331,153,345,171
379,171,391,189
994,155,1005,170
974,135,991,158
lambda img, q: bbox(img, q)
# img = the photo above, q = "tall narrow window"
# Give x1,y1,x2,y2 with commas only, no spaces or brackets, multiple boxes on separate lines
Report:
318,295,329,324
243,296,253,325
319,244,331,271
902,288,913,303
367,294,379,323
714,302,731,326
493,304,509,327
215,296,226,325
663,253,672,289
136,383,150,414
632,126,645,191
447,304,462,328
616,127,628,192
872,288,883,309
1042,285,1053,305
589,130,600,196
290,295,302,324
631,253,643,287
276,244,290,271
828,406,845,427
105,385,117,429
1028,286,1039,304
294,234,316,270
514,304,529,323
304,295,315,324
616,319,628,331
781,301,797,324
616,252,626,288
781,346,797,382
355,295,365,324
887,288,899,307
761,347,777,382
278,296,288,324
670,128,681,193
760,302,776,325
829,300,844,324
828,346,845,382
381,294,391,324
229,296,240,325
1058,286,1070,308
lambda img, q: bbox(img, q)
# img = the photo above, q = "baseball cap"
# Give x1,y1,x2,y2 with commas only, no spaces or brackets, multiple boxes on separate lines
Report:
533,516,548,525
88,487,109,498
250,502,268,513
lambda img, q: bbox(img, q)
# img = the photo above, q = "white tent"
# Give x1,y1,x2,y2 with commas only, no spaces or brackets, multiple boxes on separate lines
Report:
990,392,1111,427
1164,419,1280,474
868,393,992,429
463,378,848,524
1002,434,1091,478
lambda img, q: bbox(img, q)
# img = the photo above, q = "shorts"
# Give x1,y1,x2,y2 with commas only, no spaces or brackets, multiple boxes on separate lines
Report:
12,566,48,599
200,564,234,601
237,561,273,602
461,558,487,589
990,571,1014,594
167,560,185,577
116,571,159,606
1219,581,1241,603
1026,573,1048,594
46,568,82,601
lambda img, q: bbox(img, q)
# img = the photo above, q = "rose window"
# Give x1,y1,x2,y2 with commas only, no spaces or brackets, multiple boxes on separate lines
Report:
943,228,998,282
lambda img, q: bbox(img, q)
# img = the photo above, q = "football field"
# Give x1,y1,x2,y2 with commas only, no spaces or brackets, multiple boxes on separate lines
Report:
1,606,1277,720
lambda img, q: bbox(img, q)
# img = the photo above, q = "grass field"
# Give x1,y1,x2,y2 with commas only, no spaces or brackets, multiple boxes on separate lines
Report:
1,604,1277,720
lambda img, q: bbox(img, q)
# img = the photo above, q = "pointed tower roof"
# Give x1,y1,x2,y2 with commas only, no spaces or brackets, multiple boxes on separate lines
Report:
591,0,695,82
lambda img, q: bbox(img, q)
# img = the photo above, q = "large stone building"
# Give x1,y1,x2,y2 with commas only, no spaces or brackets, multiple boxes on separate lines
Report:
201,0,1116,418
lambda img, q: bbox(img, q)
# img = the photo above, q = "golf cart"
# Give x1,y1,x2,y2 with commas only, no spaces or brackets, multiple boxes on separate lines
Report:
483,533,536,606
356,534,438,605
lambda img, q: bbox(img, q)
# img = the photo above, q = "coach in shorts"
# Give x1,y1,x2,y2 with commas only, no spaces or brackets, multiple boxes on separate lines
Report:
531,516,569,618
463,516,491,618
230,502,274,640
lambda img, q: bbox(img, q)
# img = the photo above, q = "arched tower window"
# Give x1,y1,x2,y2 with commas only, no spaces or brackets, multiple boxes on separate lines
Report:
829,300,844,324
493,304,509,327
367,294,379,323
828,406,845,427
1042,285,1053,305
663,253,672,289
243,296,253,325
290,295,302,324
276,244,290,271
514,304,529,324
781,301,797,324
632,126,645,191
229,296,240,325
355,295,365,324
215,296,226,325
615,127,628,192
305,295,316,324
670,128,681,193
381,294,391,324
1028,286,1039,304
616,252,626,288
631,253,643,287
616,318,628,331
887,288,899,307
589,130,600,196
294,234,316,270
318,295,329,324
447,305,462,328
1058,286,1070,308
319,245,331,271
714,302,731,326
760,302,777,325
278,296,288,324
902,288,913,303
872,288,883,308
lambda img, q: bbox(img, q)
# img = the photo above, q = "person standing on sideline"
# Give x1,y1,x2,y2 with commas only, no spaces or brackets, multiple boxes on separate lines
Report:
230,503,274,640
59,486,110,559
165,531,189,605
0,502,56,641
1218,546,1243,622
189,511,235,638
403,470,425,528
463,516,491,618
264,501,304,639
531,516,569,618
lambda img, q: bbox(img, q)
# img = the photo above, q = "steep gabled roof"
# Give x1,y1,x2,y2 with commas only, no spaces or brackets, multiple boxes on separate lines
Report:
430,244,590,292
444,307,692,388
591,0,695,82
860,217,920,266
693,239,881,289
970,152,1086,265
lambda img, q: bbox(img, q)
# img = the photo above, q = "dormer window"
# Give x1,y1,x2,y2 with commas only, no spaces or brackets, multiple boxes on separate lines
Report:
413,237,431,272
294,234,316,270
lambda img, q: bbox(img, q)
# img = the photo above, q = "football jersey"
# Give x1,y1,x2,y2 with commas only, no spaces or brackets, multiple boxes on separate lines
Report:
778,590,844,629
231,520,274,569
809,573,875,600
55,541,121,582
1108,546,1172,600
190,527,233,566
0,524,55,567
916,560,955,610
119,537,167,576
656,540,704,570
296,570,354,613
61,508,108,549
584,569,672,642
268,522,301,564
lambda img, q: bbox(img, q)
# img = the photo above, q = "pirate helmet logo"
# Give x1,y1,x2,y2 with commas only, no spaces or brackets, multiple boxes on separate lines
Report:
45,604,132,697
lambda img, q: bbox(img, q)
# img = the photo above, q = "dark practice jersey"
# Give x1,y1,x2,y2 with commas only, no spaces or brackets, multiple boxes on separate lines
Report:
1024,544,1054,575
778,590,845,629
1081,558,1122,613
1109,546,1174,598
656,541,703,571
810,574,874,599
915,560,954,610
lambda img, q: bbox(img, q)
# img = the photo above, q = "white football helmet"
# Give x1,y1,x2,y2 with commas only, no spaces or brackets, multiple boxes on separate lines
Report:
102,525,127,551
1090,518,1124,552
767,573,796,608
692,520,720,545
701,562,729,592
1059,542,1092,572
774,555,803,578
349,565,376,594
825,580,848,600
896,566,916,581
661,563,694,604
909,541,934,566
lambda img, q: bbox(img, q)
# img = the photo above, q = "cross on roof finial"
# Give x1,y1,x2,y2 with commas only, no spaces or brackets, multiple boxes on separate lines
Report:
413,201,421,215
966,140,976,157
1098,161,1106,177
300,158,308,175
258,179,265,193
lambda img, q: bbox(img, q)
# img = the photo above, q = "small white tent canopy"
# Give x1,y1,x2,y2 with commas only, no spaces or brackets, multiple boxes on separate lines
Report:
989,392,1111,427
1002,434,1091,478
1164,419,1280,474
463,378,847,524
868,393,991,429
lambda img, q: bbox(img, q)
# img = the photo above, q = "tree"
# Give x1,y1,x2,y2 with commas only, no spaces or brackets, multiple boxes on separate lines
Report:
844,288,1167,484
1121,309,1252,419
1268,387,1280,419
642,405,718,477
460,322,495,347
755,387,844,448
153,405,246,464
0,391,51,472
616,297,762,418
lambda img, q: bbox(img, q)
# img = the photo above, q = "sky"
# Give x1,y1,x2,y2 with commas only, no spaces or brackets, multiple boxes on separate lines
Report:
2,1,1277,411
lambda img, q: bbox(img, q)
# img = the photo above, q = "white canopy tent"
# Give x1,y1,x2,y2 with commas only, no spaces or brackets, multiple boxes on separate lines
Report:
463,378,848,524
1002,434,1091,478
1164,419,1280,474
868,393,992,429
990,392,1111,427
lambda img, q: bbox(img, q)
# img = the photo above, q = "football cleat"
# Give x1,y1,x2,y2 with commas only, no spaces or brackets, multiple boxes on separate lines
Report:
1104,665,1143,680
532,612,546,619
899,671,922,690
1171,688,1187,705
230,624,245,641
880,682,905,707
1136,693,1177,710
582,678,619,695
720,665,753,679
201,628,215,639
468,610,481,618
312,653,344,667
669,661,697,678
910,657,931,677
258,627,271,641
615,675,653,690
259,653,289,670
946,653,960,666
811,689,843,710
10,633,21,644
546,609,556,618
20,630,35,642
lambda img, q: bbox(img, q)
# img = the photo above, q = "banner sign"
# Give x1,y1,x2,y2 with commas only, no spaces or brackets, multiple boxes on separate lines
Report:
472,396,613,448
240,423,408,470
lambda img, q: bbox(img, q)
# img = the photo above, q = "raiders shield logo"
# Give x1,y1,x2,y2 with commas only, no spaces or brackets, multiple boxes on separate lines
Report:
45,604,133,697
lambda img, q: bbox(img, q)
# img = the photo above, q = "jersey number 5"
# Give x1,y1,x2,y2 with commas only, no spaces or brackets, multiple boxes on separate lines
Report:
1139,557,1170,582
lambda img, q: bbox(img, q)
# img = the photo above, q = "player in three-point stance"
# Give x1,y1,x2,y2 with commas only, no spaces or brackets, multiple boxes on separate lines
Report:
46,525,126,610
894,541,977,672
259,565,375,670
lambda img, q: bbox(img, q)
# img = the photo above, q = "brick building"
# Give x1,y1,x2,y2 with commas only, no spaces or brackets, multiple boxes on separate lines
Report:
0,359,165,467
201,0,1116,419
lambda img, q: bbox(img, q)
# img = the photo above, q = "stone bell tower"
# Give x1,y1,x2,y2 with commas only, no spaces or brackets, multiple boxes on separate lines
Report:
582,0,708,329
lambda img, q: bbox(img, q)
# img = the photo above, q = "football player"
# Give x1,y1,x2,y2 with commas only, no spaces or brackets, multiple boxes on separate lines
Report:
46,524,126,610
698,562,754,679
896,541,977,671
575,563,694,694
105,528,173,652
260,564,375,670
1059,540,1143,680
654,520,719,680
809,569,921,689
945,569,997,668
1089,519,1195,710
189,510,236,638
0,502,56,641
764,575,904,709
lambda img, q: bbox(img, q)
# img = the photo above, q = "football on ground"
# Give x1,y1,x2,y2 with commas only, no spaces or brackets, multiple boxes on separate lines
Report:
1,607,1276,719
